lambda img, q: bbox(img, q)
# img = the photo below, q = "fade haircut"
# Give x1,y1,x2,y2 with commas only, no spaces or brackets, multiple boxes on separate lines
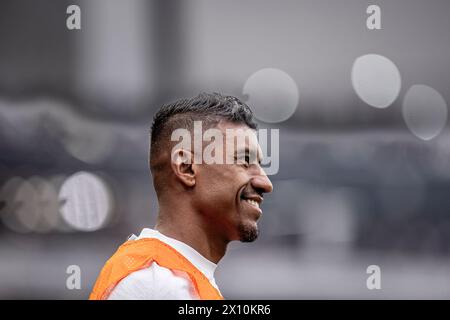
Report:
149,92,258,172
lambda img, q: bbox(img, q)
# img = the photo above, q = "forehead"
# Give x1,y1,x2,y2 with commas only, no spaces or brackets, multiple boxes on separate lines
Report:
216,121,259,147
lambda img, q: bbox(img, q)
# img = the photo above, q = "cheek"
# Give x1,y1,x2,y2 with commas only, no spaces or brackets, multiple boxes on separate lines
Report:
197,166,245,207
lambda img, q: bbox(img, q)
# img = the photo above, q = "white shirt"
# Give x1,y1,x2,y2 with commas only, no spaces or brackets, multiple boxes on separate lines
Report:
107,228,220,300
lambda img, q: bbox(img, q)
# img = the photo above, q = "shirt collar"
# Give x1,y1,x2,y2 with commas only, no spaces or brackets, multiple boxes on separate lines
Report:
136,228,218,282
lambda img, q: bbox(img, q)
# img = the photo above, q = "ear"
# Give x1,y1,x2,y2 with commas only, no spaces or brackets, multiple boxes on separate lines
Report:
171,148,196,187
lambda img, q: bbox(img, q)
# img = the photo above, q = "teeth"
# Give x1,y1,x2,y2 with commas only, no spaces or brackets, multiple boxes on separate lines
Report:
245,199,259,208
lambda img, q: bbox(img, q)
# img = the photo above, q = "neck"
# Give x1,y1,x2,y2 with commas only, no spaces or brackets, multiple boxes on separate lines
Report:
154,204,229,264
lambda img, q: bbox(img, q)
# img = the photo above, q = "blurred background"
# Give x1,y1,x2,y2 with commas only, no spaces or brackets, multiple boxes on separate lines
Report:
1,0,450,299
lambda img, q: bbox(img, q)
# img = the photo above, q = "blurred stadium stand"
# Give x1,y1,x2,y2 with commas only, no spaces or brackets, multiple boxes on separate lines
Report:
1,0,450,299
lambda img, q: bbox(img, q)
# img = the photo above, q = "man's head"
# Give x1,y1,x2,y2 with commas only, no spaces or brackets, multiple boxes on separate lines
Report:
149,92,273,243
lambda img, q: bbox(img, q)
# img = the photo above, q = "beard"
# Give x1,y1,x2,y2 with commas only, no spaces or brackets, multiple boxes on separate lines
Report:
238,222,259,242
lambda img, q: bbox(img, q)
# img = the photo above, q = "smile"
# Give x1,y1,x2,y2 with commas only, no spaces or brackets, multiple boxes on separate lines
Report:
244,199,260,208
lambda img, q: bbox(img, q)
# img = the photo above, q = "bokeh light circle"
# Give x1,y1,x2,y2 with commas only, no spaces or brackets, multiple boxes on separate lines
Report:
351,54,401,108
28,176,60,233
59,171,113,232
243,68,299,123
0,177,29,233
402,84,448,141
13,179,40,232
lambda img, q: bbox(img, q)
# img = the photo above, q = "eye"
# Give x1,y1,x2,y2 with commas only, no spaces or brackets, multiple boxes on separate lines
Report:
234,154,250,167
244,154,250,165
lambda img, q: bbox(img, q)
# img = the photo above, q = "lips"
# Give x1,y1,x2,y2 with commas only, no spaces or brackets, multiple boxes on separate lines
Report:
240,191,263,213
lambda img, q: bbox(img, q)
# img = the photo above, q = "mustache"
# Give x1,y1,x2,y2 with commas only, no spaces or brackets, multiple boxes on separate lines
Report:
240,189,264,199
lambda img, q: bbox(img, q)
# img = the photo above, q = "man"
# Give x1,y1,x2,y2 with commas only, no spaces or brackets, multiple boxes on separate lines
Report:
90,93,273,300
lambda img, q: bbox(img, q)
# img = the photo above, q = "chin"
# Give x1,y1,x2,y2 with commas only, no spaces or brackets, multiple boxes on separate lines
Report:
238,222,259,243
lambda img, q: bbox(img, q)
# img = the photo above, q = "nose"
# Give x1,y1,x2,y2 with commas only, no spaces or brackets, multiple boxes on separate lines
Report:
251,168,273,194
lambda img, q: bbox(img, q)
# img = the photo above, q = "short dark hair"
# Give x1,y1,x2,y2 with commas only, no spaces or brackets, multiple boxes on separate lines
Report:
149,92,257,167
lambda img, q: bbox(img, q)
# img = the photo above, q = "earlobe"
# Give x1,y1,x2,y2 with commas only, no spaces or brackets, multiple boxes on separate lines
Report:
171,149,196,187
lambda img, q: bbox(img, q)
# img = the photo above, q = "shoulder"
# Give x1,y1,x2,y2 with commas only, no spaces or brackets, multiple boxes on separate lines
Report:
107,261,199,300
